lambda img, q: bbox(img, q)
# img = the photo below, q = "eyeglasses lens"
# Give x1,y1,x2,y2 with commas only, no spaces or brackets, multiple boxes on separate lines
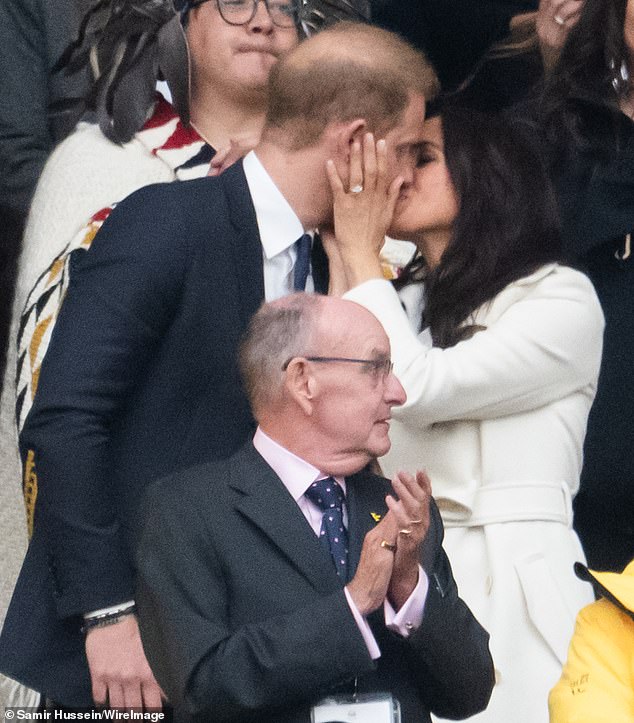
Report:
218,0,297,27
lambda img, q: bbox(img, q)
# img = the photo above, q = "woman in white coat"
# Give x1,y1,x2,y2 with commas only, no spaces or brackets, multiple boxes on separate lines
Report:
324,105,604,723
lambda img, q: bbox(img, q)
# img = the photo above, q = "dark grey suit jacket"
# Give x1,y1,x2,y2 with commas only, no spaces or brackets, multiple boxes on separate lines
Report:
136,443,494,723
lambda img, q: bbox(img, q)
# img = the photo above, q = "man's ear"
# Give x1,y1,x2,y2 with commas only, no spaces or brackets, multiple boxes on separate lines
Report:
336,118,367,161
329,118,367,192
284,358,316,415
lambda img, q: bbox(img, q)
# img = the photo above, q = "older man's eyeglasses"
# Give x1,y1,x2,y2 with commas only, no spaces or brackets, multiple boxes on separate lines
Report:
283,356,394,380
189,0,299,28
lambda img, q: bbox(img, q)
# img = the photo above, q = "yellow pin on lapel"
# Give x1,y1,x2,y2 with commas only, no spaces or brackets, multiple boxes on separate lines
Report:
370,512,382,523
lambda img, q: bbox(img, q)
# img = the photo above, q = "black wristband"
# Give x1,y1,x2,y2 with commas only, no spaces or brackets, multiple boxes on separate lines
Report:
81,604,137,634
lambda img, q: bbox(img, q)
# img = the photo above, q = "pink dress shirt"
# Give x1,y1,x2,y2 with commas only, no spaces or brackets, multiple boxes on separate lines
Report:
253,427,428,660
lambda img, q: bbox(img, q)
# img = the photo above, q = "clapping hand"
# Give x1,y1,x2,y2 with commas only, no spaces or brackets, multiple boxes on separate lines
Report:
346,511,398,616
346,470,432,615
385,470,432,610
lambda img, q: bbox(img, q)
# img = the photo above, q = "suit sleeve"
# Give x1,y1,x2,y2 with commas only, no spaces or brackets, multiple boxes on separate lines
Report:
135,483,375,720
403,502,495,719
344,268,604,426
20,183,194,618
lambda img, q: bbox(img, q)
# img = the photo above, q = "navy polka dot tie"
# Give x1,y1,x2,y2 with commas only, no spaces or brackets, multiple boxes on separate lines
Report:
305,477,348,579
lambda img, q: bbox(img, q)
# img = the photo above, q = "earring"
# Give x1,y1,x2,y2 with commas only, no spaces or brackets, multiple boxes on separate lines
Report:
610,58,630,94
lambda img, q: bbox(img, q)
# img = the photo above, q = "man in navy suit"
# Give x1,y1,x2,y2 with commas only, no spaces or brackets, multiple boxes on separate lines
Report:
0,22,438,710
135,293,494,722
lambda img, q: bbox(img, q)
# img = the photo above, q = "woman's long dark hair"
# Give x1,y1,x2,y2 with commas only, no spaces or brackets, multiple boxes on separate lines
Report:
539,0,629,153
396,104,562,348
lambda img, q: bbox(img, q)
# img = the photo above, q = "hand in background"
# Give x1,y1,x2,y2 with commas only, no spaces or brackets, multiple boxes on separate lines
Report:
385,470,432,611
208,136,259,176
85,614,165,709
536,0,584,74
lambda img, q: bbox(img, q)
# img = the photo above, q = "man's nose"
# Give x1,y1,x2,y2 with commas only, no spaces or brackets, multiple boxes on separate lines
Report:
385,370,407,407
400,158,417,187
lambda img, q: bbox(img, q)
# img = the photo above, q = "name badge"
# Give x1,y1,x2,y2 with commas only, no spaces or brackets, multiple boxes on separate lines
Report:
311,693,401,723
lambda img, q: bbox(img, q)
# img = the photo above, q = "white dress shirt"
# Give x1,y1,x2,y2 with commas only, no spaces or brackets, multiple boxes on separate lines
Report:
242,150,314,300
253,427,428,660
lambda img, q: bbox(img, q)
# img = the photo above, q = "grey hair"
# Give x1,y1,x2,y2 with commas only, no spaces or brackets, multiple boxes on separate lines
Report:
239,294,322,417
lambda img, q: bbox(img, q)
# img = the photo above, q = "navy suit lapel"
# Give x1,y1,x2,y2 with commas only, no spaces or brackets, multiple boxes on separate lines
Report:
220,163,331,304
229,445,342,594
220,162,266,325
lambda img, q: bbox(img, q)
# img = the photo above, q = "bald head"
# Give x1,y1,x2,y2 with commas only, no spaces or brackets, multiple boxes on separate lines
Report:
240,293,406,473
263,21,439,149
310,295,386,356
239,293,390,419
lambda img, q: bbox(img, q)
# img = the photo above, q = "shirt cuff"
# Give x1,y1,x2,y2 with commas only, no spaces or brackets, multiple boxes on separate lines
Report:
343,588,381,660
84,600,135,620
384,566,428,637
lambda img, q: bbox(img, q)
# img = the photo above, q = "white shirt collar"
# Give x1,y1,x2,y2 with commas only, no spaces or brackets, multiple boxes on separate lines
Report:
242,151,305,260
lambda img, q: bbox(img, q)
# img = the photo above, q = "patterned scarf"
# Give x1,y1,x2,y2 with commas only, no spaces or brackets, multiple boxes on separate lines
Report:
16,95,212,438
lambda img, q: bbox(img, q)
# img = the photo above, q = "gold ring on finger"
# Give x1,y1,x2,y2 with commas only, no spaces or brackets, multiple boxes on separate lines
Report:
380,539,397,552
399,528,413,536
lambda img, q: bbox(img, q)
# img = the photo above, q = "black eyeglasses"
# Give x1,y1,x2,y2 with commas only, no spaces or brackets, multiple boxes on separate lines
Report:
189,0,299,28
283,356,394,379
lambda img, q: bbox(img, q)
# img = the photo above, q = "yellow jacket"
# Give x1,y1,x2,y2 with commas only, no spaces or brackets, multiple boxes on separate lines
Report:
549,560,634,722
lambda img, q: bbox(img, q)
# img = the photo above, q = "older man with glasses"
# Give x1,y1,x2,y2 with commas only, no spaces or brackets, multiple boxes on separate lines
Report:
135,293,494,723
